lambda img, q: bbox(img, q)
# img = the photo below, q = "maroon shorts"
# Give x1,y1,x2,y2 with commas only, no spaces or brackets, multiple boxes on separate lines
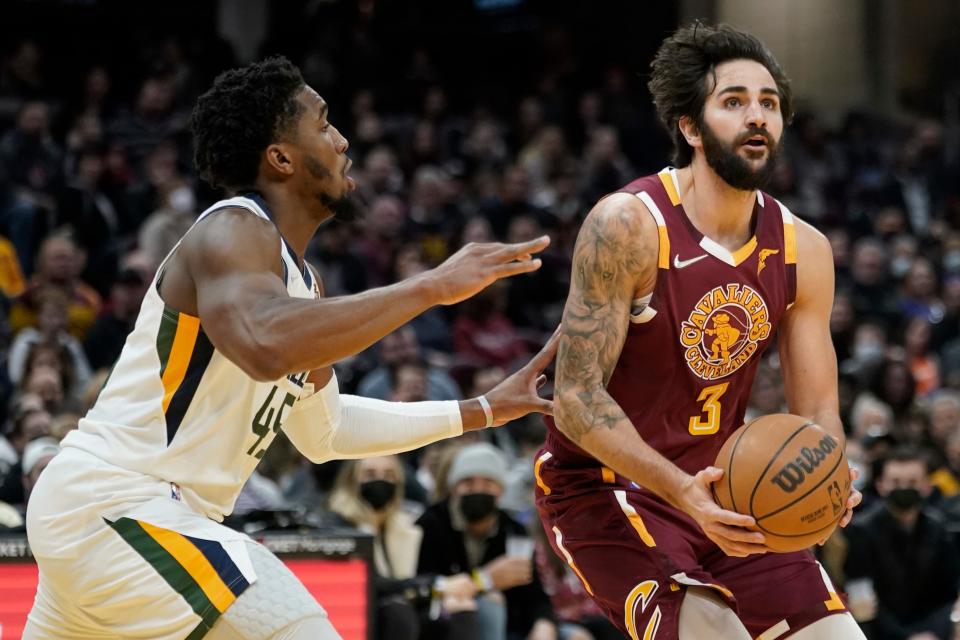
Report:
533,450,848,639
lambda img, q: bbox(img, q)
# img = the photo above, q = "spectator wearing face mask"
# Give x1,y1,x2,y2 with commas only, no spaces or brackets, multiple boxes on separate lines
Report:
416,443,557,640
327,455,478,640
844,448,959,639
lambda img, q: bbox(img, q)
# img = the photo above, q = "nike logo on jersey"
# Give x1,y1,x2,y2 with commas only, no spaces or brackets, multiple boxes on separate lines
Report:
673,254,708,269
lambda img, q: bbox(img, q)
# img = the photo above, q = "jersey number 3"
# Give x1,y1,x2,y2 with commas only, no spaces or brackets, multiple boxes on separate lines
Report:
688,383,729,436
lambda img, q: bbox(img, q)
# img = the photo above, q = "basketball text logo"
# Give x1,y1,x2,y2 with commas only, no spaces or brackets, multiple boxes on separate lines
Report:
679,284,773,380
770,435,840,493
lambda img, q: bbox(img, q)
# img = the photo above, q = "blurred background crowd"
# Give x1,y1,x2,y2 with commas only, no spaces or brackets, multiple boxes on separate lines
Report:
1,1,960,639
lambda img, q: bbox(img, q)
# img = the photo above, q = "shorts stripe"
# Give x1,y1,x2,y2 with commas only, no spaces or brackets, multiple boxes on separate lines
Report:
551,526,594,596
183,534,250,598
137,520,239,613
534,452,552,495
818,563,846,612
614,490,656,547
106,518,221,633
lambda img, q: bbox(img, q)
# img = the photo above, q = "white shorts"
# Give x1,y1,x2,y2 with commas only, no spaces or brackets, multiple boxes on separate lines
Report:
24,447,324,639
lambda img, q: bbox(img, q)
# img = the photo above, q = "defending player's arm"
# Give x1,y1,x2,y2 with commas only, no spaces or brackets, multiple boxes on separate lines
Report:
553,195,767,557
778,220,862,528
178,208,547,381
281,334,557,462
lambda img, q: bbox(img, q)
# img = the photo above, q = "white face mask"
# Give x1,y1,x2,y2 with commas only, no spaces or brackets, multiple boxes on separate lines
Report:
854,341,884,363
168,186,196,215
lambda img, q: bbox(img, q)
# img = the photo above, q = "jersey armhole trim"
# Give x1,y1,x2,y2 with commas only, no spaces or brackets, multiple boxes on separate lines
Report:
636,191,670,270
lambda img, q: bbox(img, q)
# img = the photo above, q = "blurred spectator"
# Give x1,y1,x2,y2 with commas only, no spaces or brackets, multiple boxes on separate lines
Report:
417,443,557,640
0,101,62,268
359,145,405,201
899,258,944,325
356,195,407,287
845,448,959,640
407,165,463,264
107,75,188,173
9,286,91,391
0,395,50,506
10,231,102,339
20,435,59,508
454,282,530,370
328,456,478,640
480,165,552,240
307,221,368,296
847,238,897,326
83,266,147,370
56,143,120,294
357,326,461,401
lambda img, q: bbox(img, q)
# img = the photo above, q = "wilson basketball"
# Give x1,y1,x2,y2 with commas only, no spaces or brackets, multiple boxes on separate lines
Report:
712,414,850,553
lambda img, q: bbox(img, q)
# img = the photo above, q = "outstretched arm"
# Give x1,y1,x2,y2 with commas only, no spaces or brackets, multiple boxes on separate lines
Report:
553,194,766,557
283,332,559,462
173,208,548,381
779,218,861,528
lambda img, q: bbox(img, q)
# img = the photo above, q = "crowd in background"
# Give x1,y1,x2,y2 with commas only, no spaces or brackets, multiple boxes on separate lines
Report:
2,3,960,638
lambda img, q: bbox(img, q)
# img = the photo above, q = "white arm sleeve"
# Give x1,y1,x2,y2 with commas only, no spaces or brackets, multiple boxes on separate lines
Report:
282,372,463,464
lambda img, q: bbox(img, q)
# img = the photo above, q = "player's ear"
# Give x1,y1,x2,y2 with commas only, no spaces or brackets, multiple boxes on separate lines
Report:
264,143,295,177
678,116,701,149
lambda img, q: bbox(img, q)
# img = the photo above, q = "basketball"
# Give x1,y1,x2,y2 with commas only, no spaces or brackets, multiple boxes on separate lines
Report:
712,414,850,553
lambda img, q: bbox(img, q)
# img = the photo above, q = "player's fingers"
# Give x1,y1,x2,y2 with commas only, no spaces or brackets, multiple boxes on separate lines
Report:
532,398,553,415
712,508,757,529
725,542,769,557
526,330,561,372
847,489,862,509
493,235,550,261
535,374,547,389
839,509,854,528
711,522,765,544
492,259,542,278
694,467,724,489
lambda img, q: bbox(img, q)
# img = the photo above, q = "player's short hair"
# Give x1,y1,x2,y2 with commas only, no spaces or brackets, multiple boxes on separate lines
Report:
648,22,794,167
191,56,305,191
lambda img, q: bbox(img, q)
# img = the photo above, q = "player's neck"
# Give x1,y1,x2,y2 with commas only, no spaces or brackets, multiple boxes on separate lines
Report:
252,184,326,260
677,161,757,251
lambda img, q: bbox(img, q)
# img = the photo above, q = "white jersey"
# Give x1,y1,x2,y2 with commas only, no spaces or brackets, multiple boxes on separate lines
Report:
62,195,318,521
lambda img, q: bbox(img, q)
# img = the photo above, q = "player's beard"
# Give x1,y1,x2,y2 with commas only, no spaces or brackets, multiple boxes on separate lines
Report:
304,155,362,222
700,120,779,191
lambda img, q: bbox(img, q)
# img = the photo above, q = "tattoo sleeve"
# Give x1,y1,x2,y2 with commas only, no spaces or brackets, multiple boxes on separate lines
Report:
554,200,656,444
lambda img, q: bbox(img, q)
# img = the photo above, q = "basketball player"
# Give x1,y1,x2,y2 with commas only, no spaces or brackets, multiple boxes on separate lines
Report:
25,57,557,639
534,24,866,639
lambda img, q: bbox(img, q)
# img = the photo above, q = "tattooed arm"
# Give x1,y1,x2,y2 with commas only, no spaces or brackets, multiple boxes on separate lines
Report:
554,194,768,557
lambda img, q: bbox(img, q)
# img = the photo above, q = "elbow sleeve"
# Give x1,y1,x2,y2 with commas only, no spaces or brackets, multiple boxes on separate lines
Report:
282,372,463,463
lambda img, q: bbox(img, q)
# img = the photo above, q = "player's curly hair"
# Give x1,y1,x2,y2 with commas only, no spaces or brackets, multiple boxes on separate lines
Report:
648,23,794,167
191,56,305,191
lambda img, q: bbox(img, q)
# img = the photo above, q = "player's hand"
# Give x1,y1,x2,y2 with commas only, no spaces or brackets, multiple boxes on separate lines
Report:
481,330,559,427
484,555,534,590
429,236,550,306
680,467,769,558
838,466,862,528
818,466,863,545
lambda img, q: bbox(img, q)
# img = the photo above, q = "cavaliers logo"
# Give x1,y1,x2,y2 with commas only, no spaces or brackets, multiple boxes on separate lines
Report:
680,284,773,380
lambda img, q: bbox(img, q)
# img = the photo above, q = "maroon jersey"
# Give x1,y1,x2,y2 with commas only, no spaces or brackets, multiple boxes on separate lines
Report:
545,167,798,475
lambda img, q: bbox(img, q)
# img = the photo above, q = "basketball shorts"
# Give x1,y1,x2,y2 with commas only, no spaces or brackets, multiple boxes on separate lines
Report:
24,447,328,639
533,450,848,640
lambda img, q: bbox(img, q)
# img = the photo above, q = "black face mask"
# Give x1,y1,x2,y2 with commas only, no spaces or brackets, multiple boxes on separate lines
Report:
460,493,497,523
359,480,397,511
886,487,922,512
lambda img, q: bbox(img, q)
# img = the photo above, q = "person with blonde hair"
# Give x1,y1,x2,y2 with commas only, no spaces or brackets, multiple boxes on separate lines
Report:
328,455,478,640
